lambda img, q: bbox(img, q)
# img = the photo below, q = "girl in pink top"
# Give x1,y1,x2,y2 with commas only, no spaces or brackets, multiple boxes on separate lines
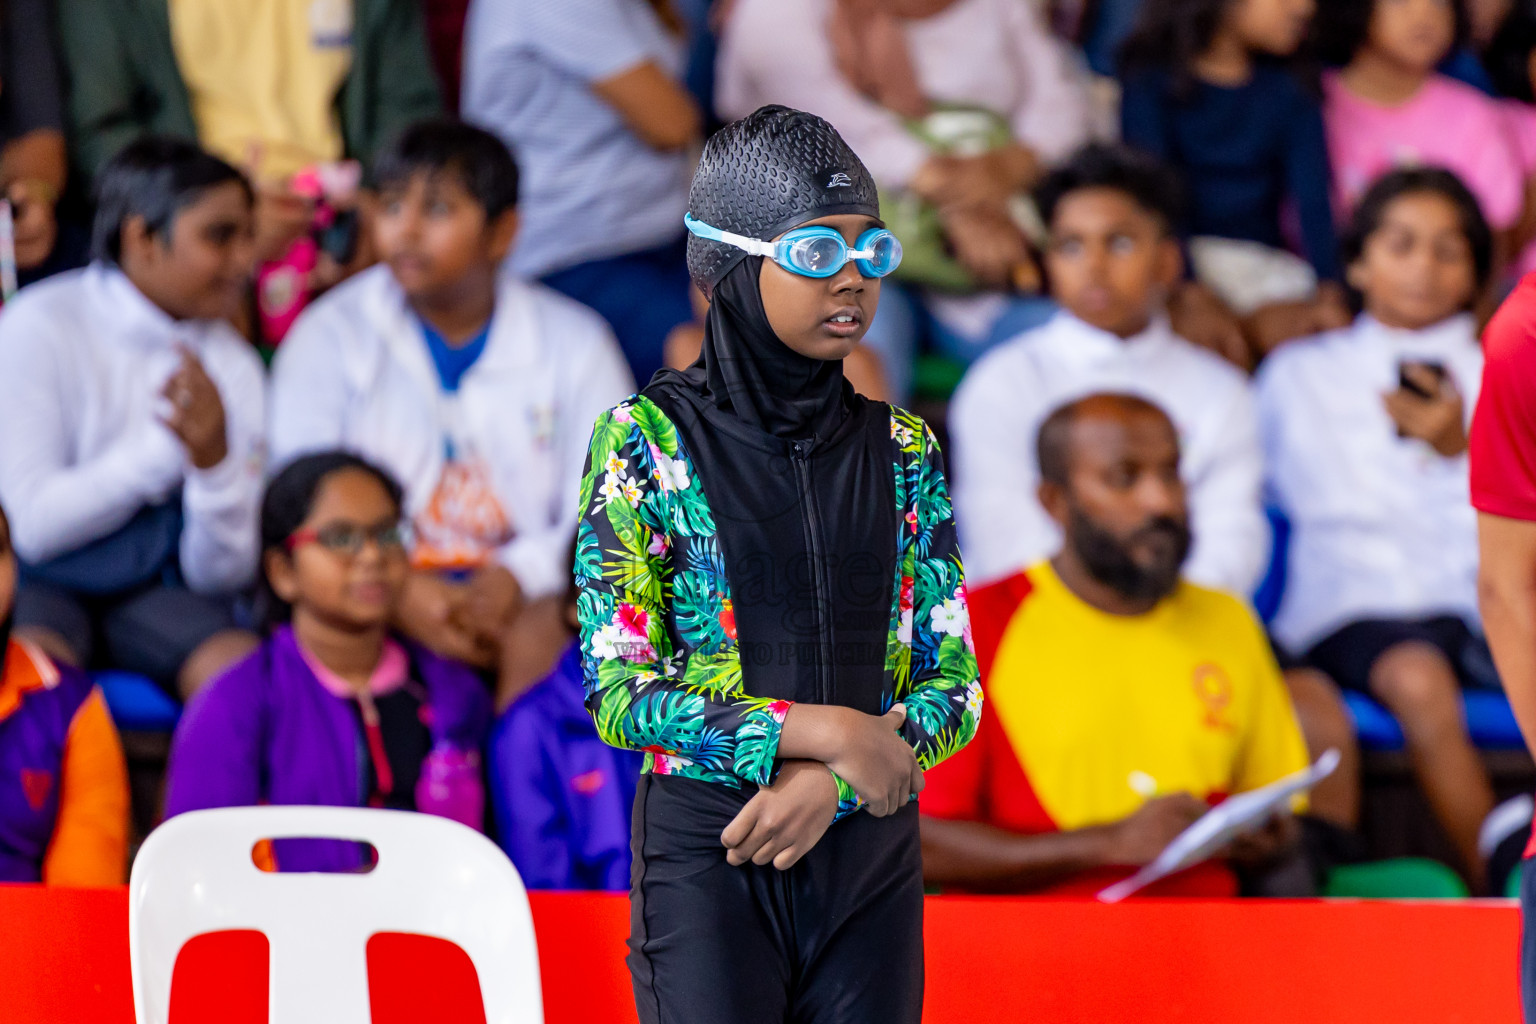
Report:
1483,2,1536,276
1316,0,1524,237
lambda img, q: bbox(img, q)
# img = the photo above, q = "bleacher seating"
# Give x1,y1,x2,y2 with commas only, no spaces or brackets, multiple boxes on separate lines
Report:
1345,690,1525,752
95,672,180,734
1259,506,1523,752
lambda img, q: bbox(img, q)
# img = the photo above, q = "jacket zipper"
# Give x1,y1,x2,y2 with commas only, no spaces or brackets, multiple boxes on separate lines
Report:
791,440,834,705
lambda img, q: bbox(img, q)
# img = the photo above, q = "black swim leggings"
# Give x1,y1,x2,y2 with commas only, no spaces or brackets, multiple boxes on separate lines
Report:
627,773,925,1024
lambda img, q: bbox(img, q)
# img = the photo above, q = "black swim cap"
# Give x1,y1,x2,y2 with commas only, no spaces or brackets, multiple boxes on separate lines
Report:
686,105,880,295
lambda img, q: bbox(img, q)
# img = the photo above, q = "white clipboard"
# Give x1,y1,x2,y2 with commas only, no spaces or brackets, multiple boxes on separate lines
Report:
1098,749,1341,903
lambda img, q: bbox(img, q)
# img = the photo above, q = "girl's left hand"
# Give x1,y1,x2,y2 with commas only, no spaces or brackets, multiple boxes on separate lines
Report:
721,760,840,870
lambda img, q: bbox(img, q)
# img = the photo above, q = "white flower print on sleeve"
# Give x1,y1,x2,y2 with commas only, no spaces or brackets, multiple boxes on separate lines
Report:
590,622,627,660
930,596,969,638
648,443,693,493
963,680,984,719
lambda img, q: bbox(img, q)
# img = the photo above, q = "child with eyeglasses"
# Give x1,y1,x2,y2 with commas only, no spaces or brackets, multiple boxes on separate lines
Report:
164,452,491,871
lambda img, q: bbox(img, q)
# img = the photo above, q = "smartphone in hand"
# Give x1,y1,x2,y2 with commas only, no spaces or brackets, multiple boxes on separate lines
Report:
1398,359,1448,399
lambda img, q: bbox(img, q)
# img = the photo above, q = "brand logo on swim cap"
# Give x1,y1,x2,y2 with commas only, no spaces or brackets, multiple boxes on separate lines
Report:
826,172,854,189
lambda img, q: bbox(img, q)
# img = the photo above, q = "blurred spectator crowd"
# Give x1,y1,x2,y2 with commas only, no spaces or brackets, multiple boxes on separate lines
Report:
1,0,1534,905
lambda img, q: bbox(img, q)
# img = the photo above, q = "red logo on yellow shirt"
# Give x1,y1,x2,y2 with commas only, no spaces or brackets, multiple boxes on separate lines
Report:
1193,663,1235,732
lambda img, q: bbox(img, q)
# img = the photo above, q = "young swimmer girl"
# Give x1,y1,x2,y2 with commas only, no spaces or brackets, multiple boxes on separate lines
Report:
575,105,982,1024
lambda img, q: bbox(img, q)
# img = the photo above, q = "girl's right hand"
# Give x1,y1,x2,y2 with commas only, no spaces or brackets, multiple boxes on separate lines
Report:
823,705,921,818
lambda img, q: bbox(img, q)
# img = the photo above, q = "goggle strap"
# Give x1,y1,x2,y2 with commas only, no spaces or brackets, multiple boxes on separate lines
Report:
684,214,897,275
683,214,775,258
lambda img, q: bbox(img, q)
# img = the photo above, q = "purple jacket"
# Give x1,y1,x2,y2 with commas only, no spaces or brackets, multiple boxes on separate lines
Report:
165,627,490,872
0,654,94,882
489,641,642,890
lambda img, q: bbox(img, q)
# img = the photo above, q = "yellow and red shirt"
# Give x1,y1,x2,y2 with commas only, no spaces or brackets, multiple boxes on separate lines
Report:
924,561,1309,897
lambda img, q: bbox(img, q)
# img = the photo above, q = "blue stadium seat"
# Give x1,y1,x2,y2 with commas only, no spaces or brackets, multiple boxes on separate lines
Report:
1344,690,1524,751
1342,691,1405,750
95,671,181,732
1464,690,1525,749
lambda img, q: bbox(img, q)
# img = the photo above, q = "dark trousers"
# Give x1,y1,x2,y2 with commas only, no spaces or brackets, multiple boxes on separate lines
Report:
628,774,925,1024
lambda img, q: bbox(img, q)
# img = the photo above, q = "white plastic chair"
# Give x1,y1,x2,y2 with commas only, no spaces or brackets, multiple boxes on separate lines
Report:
129,805,544,1024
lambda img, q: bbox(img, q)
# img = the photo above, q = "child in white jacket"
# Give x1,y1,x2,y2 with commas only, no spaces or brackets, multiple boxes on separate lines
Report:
271,120,634,707
1257,167,1495,890
0,138,265,700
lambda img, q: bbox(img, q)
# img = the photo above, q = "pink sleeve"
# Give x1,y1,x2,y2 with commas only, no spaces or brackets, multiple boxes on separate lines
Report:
1005,4,1093,163
1466,100,1526,230
1322,74,1370,217
1500,101,1536,173
715,0,930,187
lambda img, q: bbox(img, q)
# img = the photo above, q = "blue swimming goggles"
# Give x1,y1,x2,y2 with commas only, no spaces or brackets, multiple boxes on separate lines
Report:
684,213,903,280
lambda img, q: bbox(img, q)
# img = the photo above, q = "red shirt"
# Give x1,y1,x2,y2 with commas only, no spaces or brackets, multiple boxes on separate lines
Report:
1471,274,1536,857
1472,274,1536,520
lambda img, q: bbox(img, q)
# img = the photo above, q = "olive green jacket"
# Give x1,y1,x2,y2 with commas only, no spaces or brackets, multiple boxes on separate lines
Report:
58,0,443,181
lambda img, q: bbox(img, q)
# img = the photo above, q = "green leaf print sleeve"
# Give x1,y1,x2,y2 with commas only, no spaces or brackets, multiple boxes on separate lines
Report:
892,414,983,772
574,400,791,790
824,410,985,824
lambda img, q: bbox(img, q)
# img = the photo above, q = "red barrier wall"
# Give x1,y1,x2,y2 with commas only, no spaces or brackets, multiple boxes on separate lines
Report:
0,885,1522,1023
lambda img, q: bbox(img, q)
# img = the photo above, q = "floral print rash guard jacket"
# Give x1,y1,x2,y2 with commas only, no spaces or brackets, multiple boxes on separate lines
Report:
574,395,982,819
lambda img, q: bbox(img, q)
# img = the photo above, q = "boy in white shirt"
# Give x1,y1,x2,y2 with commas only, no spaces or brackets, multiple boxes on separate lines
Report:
270,120,634,706
0,137,266,700
950,144,1269,598
1258,168,1497,890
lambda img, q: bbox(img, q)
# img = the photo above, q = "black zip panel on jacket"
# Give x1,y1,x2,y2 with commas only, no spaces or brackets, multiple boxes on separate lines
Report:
643,379,897,716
